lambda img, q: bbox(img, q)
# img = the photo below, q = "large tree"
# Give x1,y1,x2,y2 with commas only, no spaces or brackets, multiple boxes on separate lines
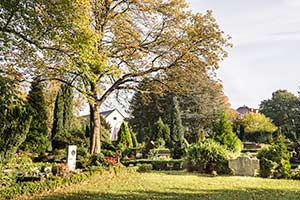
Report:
128,70,228,144
259,90,300,139
1,0,230,154
260,90,297,127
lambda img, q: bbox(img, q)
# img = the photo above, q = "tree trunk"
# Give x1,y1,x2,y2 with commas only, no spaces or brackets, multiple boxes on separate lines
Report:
89,101,101,154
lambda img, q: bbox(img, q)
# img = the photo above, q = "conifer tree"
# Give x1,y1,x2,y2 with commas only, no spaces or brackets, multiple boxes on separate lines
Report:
22,79,49,155
0,76,32,160
212,112,242,154
116,122,133,150
153,117,171,147
130,130,138,148
168,94,185,158
51,84,74,149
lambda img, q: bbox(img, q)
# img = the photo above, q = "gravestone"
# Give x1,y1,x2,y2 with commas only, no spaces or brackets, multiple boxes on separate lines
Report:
229,156,260,176
67,145,77,171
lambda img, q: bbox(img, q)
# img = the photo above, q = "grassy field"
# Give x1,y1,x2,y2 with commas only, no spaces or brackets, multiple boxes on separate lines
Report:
29,170,300,200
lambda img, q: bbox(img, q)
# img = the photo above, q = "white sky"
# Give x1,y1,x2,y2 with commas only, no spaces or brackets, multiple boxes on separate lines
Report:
187,0,300,109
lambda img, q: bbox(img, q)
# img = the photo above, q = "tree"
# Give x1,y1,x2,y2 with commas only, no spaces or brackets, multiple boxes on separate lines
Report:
212,112,242,154
51,84,74,149
242,113,277,133
128,73,228,144
21,79,50,155
116,122,133,150
1,0,230,154
130,130,138,148
260,90,297,134
169,95,185,158
0,76,32,160
153,117,171,146
241,112,277,143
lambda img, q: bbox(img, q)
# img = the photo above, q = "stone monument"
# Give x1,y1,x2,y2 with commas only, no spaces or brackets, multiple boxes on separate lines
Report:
229,156,260,176
67,145,77,171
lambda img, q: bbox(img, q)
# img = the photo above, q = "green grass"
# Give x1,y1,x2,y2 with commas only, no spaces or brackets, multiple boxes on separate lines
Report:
30,170,300,200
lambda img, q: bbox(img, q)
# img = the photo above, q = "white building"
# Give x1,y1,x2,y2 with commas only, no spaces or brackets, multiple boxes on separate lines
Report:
100,109,125,141
81,109,125,141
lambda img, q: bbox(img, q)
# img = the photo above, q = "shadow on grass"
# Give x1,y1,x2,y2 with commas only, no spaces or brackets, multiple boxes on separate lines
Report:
37,188,300,200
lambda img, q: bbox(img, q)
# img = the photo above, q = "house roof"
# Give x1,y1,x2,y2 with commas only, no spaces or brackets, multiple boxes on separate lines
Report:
236,105,258,114
81,108,125,119
100,109,115,117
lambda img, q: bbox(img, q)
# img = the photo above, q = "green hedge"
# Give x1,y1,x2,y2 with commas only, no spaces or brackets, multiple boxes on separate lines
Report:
0,170,97,199
121,159,185,170
137,164,153,172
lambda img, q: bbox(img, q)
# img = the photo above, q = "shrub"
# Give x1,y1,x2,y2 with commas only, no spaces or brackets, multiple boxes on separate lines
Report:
213,113,242,154
88,153,110,167
186,139,230,174
121,159,185,170
291,167,300,180
76,147,90,169
257,140,291,178
52,163,69,177
137,164,153,172
0,171,93,199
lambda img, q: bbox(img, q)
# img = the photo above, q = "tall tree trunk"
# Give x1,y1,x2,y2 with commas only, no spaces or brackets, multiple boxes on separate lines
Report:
89,101,101,154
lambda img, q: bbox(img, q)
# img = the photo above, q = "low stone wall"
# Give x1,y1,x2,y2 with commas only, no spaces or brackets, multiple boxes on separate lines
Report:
229,156,260,176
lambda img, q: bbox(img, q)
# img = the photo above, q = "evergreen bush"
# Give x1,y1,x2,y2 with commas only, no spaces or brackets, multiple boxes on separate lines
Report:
116,122,133,150
213,113,242,154
257,139,291,178
186,139,230,174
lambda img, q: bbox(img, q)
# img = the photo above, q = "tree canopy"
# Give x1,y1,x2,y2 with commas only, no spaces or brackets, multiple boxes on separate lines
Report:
242,113,277,134
1,0,230,154
260,90,297,127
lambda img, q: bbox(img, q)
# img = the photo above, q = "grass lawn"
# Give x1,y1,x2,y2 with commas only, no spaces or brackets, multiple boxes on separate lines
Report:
29,170,300,200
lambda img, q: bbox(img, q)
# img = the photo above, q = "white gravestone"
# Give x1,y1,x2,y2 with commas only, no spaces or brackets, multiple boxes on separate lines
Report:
67,145,77,171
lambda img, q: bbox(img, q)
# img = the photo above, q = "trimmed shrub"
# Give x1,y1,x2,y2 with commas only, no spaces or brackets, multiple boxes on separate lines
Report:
121,159,185,170
186,139,230,174
257,140,291,178
137,164,153,172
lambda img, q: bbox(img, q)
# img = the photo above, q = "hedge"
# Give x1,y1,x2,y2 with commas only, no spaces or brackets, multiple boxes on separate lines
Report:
121,159,185,170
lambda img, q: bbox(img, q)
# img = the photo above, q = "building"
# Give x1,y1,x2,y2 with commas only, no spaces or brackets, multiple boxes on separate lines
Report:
101,109,125,141
236,105,258,115
82,109,125,141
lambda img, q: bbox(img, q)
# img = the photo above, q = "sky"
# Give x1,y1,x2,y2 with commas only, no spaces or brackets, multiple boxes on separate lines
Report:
187,0,300,109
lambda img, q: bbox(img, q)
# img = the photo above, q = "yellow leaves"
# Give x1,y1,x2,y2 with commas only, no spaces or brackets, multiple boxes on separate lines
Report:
242,112,278,133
